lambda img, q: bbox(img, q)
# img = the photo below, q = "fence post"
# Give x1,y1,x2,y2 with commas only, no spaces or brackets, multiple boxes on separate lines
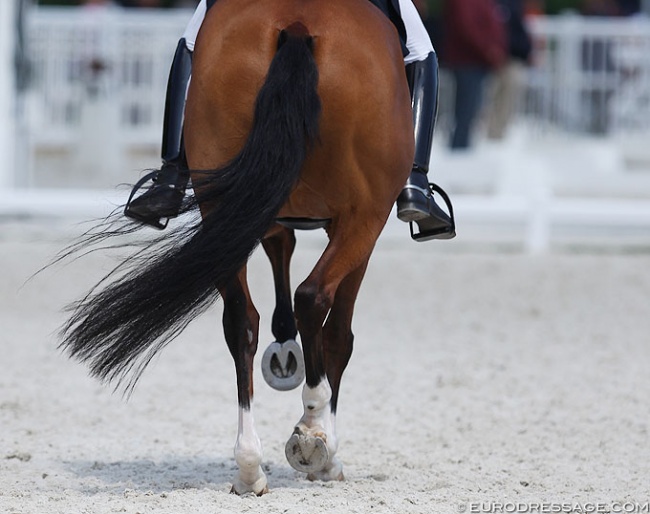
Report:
0,0,17,190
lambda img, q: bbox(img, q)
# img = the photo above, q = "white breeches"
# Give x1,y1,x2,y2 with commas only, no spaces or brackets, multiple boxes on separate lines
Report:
182,0,205,52
182,0,433,62
397,0,434,63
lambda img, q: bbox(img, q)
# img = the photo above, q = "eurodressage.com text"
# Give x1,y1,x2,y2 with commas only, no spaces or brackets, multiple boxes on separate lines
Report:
459,502,650,513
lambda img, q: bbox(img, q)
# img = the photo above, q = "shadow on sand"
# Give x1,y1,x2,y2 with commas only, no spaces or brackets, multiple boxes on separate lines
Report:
64,455,313,495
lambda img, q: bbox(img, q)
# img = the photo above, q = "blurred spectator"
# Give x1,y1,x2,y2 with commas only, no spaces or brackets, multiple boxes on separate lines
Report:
118,0,163,6
82,0,117,6
132,0,163,6
580,0,619,14
524,0,545,17
442,0,507,150
485,0,533,140
616,0,641,16
614,0,640,14
581,0,640,14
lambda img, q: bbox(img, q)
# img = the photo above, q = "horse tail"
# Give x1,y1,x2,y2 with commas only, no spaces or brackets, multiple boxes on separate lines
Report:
60,24,321,392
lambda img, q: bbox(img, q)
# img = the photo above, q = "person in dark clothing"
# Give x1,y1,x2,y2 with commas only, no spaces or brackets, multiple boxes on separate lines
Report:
615,0,640,14
442,0,507,149
486,0,533,140
124,0,456,241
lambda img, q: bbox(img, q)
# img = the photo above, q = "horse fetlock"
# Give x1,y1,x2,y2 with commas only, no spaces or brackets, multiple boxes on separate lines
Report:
231,469,268,496
235,445,263,470
233,429,267,495
302,381,332,412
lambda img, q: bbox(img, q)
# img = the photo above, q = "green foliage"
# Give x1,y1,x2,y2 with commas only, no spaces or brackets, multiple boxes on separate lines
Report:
545,0,583,14
37,0,81,5
426,0,443,16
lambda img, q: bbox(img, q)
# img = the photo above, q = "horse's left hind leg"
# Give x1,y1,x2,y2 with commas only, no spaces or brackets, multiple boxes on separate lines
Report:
262,226,298,344
221,270,268,496
260,227,305,391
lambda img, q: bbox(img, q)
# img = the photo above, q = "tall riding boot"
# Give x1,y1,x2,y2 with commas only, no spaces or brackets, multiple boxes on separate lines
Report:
397,52,456,241
124,39,192,229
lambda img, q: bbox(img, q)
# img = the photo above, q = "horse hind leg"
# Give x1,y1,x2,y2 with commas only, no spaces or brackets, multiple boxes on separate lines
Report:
262,226,298,345
285,381,335,477
260,227,305,391
305,258,369,482
286,224,379,481
221,270,268,496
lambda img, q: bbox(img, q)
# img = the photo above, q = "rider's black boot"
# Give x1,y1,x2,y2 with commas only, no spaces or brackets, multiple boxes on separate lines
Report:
397,52,456,241
124,39,192,229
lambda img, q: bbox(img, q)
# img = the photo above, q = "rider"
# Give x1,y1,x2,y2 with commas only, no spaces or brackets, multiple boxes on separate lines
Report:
124,0,455,241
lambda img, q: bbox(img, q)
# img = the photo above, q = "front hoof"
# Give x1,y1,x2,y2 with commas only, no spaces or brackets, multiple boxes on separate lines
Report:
285,431,329,473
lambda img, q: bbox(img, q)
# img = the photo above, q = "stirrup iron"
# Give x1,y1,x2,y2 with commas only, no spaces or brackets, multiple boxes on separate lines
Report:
408,182,456,242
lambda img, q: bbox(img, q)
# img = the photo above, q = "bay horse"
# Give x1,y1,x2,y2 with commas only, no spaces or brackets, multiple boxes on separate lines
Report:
61,0,414,495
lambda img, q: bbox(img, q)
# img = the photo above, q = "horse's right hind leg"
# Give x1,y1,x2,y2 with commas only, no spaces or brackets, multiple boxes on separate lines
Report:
286,256,370,482
287,220,383,480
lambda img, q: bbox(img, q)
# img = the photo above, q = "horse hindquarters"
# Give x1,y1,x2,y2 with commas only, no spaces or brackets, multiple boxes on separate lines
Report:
191,27,322,495
280,5,414,482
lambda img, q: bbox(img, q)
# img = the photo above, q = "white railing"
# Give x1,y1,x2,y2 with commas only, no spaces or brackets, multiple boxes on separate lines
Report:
23,10,650,158
5,8,650,251
26,7,190,145
0,0,18,189
524,15,650,136
22,7,191,188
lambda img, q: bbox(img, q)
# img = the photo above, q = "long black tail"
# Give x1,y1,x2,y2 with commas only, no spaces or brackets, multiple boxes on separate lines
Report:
60,26,321,392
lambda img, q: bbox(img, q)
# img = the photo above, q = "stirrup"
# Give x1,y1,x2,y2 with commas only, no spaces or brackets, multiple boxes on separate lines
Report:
124,171,172,230
408,183,456,242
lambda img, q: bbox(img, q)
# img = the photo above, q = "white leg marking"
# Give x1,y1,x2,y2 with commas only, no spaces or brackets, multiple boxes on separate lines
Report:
302,380,332,420
285,379,343,480
307,411,343,482
232,405,267,495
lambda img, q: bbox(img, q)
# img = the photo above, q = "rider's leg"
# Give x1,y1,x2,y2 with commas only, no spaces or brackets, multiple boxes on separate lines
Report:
124,0,207,228
396,0,455,241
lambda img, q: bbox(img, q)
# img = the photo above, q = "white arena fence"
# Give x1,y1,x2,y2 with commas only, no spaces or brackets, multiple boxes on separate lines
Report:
19,7,192,189
436,15,650,138
2,8,650,251
25,7,189,150
21,10,650,166
524,15,650,136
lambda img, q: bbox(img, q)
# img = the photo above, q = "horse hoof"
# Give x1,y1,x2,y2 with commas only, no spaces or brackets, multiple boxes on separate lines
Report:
285,431,329,473
261,340,305,391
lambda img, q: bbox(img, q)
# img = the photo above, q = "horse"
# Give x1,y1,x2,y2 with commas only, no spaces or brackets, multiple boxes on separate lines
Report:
60,0,414,495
